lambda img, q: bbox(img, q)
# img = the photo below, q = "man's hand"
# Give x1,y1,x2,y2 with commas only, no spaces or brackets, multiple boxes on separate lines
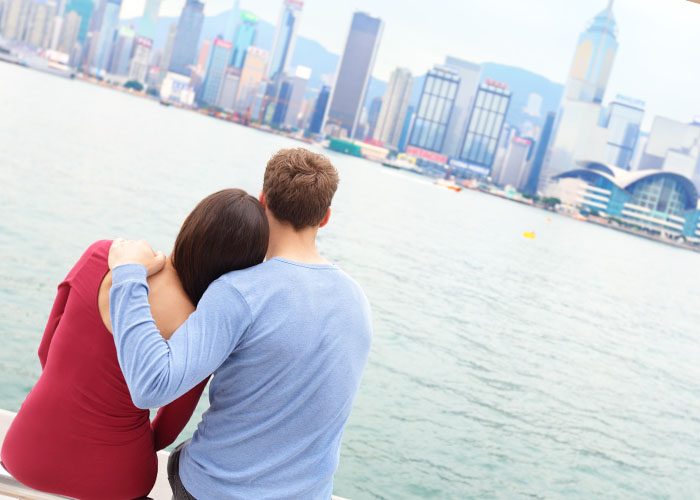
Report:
109,239,166,276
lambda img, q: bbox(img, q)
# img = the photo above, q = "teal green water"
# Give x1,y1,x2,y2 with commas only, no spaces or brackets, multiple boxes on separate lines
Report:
1,63,700,499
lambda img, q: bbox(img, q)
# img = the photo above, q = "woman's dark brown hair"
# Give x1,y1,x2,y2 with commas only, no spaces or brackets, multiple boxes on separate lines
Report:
172,189,269,305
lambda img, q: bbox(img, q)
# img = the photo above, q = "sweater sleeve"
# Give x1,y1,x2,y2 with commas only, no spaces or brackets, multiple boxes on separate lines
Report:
110,264,251,409
151,376,210,450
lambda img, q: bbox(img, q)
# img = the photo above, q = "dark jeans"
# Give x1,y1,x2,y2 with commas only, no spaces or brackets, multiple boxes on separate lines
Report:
167,441,197,500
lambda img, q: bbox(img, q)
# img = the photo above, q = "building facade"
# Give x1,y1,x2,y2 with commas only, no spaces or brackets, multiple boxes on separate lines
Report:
325,11,383,138
235,46,268,113
458,79,511,172
230,11,257,69
200,37,233,107
407,65,460,154
605,95,644,170
267,0,302,80
373,67,412,149
168,0,204,76
442,56,481,158
90,0,121,76
128,36,153,84
307,85,330,135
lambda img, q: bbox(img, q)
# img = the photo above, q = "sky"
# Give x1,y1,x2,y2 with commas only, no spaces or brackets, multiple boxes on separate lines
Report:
120,0,700,130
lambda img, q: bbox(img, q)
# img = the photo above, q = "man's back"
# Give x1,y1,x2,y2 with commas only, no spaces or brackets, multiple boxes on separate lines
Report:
179,258,372,499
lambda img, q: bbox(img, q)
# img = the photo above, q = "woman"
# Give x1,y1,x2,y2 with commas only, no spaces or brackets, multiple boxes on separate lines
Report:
1,189,269,499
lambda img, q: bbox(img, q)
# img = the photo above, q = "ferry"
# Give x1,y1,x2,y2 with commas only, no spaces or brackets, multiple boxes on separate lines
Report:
435,178,462,192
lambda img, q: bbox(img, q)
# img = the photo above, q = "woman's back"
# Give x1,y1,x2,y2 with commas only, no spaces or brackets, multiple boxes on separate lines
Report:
1,240,203,500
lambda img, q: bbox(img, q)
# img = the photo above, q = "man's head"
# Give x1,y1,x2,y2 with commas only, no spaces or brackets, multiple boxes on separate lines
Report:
261,148,339,230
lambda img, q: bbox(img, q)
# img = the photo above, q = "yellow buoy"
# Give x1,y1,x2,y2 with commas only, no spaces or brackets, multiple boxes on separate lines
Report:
523,231,536,239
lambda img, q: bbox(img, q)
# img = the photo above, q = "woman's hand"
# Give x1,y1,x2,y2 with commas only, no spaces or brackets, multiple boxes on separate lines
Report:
109,238,166,276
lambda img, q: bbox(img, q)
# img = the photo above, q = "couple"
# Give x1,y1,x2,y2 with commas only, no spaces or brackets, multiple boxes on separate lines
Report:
1,148,373,499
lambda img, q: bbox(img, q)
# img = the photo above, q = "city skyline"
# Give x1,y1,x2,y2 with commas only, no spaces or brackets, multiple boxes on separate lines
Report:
117,0,700,131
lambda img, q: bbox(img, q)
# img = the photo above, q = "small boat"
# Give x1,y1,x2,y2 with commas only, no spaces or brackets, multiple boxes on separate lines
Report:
159,100,172,107
435,179,462,192
381,158,423,174
523,231,536,239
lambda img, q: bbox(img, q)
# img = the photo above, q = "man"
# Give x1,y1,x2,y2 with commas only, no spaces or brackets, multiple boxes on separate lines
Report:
108,148,372,499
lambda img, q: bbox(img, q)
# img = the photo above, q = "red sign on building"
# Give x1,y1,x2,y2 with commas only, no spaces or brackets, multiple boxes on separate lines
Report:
406,146,449,165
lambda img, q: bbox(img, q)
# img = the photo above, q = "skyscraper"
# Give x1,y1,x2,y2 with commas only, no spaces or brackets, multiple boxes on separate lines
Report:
1,0,30,41
230,11,257,69
128,36,153,84
325,11,383,138
235,46,268,113
523,112,555,196
23,0,57,48
540,0,618,191
565,0,618,104
201,37,234,107
90,0,121,76
168,0,204,76
492,136,533,189
216,69,240,112
373,67,412,149
137,0,160,39
107,25,135,76
458,79,511,172
267,0,302,80
271,66,309,128
307,85,330,135
407,65,460,154
57,9,81,54
65,0,93,43
442,56,481,158
604,95,644,170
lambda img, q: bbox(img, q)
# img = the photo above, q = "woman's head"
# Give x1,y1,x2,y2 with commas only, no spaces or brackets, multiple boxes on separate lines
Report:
172,189,269,305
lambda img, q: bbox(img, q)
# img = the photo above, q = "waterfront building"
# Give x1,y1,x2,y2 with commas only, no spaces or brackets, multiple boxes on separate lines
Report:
127,36,152,84
325,11,383,138
397,105,415,152
458,79,511,173
366,96,382,139
267,0,302,80
194,39,210,76
136,0,160,39
160,72,195,105
107,25,135,76
604,95,644,170
158,23,176,77
168,0,204,76
522,111,555,196
540,1,618,191
492,136,534,190
442,56,481,158
65,0,92,43
235,46,268,113
57,9,81,54
638,117,700,190
1,0,30,41
552,161,700,240
406,65,460,154
24,0,57,48
306,85,330,135
200,37,233,107
230,11,257,69
271,66,309,129
90,0,121,76
216,69,240,112
373,67,412,150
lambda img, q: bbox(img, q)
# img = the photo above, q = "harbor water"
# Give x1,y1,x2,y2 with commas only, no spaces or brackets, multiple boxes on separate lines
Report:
1,64,699,499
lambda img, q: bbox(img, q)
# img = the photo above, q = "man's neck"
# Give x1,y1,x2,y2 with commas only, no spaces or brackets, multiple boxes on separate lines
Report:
266,218,329,265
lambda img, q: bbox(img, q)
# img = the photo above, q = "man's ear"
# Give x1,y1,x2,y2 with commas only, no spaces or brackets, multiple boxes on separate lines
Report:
319,207,331,228
259,192,266,207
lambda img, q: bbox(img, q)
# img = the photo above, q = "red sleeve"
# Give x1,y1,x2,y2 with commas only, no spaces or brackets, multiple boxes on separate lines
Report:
151,377,210,451
38,282,70,369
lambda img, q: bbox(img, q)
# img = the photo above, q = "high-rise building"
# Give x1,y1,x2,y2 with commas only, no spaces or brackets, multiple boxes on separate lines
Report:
442,56,481,158
235,46,268,113
271,66,309,128
230,11,257,69
168,0,204,76
127,36,152,84
604,95,644,170
24,0,57,48
267,0,303,80
1,0,30,41
107,25,135,76
638,117,700,187
65,0,93,43
137,0,160,39
159,23,176,74
221,0,240,43
540,0,618,191
307,85,331,135
201,37,233,107
407,65,460,154
90,0,121,76
216,69,240,112
366,96,382,139
325,11,383,138
458,79,511,172
194,39,210,75
523,112,555,196
57,9,81,54
492,136,534,190
373,67,412,149
565,0,618,104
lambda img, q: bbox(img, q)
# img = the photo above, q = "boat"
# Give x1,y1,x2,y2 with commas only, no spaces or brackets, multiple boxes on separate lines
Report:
159,100,172,107
523,231,536,239
381,158,422,174
435,179,462,192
